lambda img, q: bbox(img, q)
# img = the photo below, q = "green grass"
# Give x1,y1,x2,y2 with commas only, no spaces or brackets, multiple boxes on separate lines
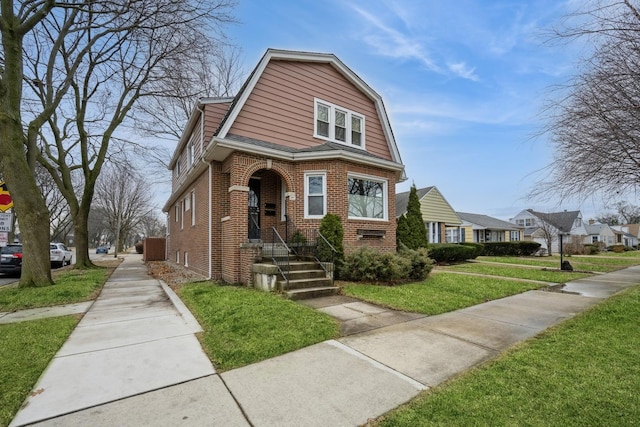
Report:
0,268,108,312
373,286,640,426
444,263,591,283
0,316,79,427
341,273,544,315
178,283,340,371
479,254,640,271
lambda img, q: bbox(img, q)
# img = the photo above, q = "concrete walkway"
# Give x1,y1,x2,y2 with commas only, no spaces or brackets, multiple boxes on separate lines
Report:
8,258,640,426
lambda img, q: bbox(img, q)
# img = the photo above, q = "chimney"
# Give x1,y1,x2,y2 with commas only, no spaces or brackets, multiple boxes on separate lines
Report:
589,219,595,225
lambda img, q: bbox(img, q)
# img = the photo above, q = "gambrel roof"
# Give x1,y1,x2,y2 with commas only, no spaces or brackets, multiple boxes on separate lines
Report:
169,49,406,181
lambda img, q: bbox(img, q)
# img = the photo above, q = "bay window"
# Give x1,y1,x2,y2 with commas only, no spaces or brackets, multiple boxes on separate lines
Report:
347,174,387,220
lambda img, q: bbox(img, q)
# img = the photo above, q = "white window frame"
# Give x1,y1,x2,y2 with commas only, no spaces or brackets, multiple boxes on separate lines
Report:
510,231,520,241
347,172,388,221
180,200,184,230
314,98,365,148
304,172,326,219
191,191,196,226
187,140,194,168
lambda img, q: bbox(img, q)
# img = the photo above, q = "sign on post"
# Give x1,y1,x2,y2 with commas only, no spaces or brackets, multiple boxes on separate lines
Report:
0,212,12,232
0,181,13,212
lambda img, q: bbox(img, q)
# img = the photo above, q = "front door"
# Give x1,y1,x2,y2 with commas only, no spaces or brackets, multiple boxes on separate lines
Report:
248,178,260,240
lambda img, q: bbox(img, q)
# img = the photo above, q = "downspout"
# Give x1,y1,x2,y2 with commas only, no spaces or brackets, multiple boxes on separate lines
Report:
196,103,213,280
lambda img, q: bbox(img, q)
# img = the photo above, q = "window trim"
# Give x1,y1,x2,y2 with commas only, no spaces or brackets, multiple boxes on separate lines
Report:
191,190,196,226
347,172,388,221
314,98,365,149
304,171,327,219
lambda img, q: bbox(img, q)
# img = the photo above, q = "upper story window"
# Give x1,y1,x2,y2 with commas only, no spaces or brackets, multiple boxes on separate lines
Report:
187,140,194,168
314,98,365,148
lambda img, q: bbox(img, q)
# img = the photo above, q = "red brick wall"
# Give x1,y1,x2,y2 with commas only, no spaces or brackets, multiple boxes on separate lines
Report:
167,152,399,284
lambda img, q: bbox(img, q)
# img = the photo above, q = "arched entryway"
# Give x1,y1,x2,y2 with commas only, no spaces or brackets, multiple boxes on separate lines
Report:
245,169,292,242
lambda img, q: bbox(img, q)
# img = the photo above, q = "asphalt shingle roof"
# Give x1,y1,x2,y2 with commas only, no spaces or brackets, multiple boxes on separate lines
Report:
395,187,433,217
456,212,521,230
528,209,580,233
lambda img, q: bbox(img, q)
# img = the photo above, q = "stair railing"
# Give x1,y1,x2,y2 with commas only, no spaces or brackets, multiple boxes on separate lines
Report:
266,226,291,292
314,230,337,286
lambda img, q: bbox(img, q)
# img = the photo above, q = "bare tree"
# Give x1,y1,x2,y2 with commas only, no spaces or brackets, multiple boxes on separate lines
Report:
1,1,57,286
536,218,559,256
18,0,236,270
597,201,640,224
35,164,73,242
533,0,640,204
94,161,153,255
137,211,166,238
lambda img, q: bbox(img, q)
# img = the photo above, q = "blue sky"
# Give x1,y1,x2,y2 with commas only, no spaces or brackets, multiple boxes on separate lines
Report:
224,0,601,220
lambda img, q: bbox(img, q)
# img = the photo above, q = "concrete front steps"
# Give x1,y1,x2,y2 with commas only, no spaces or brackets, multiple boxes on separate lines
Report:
252,260,339,300
281,261,339,300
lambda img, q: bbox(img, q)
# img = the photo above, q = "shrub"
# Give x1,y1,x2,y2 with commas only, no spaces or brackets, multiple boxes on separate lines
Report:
482,241,541,256
399,247,434,281
135,241,144,254
583,244,600,255
427,244,477,264
396,185,428,249
318,213,344,276
461,242,484,257
341,247,433,284
608,244,625,253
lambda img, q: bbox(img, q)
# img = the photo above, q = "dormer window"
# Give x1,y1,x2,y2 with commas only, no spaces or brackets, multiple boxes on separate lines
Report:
314,98,365,148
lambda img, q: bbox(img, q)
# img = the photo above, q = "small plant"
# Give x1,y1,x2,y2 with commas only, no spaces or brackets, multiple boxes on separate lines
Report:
290,230,307,245
318,213,344,275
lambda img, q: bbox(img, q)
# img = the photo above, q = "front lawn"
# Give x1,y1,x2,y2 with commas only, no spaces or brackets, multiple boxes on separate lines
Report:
443,263,591,283
0,316,78,427
478,255,640,272
341,273,545,315
0,268,109,312
177,283,340,371
373,285,640,426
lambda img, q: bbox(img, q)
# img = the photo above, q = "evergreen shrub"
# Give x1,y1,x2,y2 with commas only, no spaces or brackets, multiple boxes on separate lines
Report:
482,241,541,256
427,243,476,263
341,247,433,284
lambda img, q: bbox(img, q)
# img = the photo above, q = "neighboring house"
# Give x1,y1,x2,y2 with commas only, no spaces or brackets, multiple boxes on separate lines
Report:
163,49,406,285
610,225,638,247
510,209,583,253
573,221,616,247
457,212,523,243
618,224,640,247
395,186,462,243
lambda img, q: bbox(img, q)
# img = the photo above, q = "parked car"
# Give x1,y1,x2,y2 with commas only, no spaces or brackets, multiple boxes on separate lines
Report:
50,242,72,268
0,244,23,276
95,246,109,254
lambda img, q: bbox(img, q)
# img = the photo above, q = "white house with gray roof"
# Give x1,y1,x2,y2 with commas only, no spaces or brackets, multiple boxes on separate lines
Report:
457,212,524,243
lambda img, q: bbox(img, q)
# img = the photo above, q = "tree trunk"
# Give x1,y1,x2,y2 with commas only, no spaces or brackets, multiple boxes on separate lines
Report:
0,22,53,287
73,201,94,269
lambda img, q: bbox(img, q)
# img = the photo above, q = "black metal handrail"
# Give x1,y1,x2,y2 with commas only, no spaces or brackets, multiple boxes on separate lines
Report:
264,227,291,292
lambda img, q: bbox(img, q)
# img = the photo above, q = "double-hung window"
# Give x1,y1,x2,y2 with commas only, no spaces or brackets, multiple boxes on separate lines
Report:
305,172,326,218
314,98,365,148
347,173,387,220
510,231,520,241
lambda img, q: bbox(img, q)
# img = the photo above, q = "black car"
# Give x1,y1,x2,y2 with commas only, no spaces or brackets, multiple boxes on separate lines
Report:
0,244,23,276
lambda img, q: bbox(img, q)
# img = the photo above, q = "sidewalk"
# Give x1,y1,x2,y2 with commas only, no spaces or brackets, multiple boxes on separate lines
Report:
9,258,640,426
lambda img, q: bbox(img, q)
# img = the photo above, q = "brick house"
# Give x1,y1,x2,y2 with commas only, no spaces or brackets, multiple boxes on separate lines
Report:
163,49,406,285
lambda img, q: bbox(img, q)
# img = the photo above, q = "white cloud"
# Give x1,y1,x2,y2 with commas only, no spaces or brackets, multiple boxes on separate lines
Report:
350,5,440,72
447,62,480,81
